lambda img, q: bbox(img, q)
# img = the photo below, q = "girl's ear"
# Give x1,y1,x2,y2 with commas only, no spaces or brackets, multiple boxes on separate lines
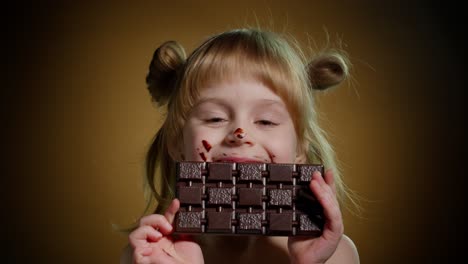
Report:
307,53,349,90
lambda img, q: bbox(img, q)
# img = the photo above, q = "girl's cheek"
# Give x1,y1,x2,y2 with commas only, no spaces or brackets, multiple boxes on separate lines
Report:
182,143,199,161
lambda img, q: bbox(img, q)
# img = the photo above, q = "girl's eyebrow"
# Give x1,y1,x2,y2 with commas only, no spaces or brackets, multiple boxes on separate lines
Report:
193,98,229,108
190,98,231,116
254,100,289,113
195,98,285,108
258,99,286,108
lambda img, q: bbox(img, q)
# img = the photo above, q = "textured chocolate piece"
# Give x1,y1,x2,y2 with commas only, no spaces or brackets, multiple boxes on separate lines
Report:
269,189,292,207
297,214,322,236
177,162,204,179
176,211,203,233
238,213,263,233
238,163,264,181
207,188,232,205
174,161,325,236
297,164,322,182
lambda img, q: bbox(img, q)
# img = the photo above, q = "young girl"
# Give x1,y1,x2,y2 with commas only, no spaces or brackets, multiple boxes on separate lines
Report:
121,28,359,264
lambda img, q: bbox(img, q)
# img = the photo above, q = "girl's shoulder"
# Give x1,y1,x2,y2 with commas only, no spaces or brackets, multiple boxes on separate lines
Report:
328,234,360,264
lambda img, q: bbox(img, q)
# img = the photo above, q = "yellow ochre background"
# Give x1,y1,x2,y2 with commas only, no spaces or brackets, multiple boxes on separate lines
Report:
5,1,465,263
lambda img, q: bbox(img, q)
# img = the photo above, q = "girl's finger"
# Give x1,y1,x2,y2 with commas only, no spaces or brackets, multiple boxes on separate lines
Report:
323,169,336,195
139,214,173,234
310,181,343,242
129,226,163,247
164,198,180,224
312,171,335,197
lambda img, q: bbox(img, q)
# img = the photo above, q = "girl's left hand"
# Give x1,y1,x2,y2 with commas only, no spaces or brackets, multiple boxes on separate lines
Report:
288,170,343,264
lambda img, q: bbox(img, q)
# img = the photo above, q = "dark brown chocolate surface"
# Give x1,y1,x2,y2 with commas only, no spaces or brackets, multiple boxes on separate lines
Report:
174,162,324,236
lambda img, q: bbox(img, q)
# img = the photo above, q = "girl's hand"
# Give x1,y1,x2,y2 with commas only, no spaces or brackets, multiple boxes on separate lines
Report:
288,170,344,264
129,199,204,264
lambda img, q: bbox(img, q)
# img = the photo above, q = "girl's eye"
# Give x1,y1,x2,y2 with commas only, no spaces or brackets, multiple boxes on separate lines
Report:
206,117,226,123
256,120,278,126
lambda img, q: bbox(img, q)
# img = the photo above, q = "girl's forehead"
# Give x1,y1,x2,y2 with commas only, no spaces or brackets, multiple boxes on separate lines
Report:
196,77,283,101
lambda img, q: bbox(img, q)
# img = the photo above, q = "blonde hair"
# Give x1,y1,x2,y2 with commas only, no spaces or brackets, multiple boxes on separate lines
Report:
141,28,353,223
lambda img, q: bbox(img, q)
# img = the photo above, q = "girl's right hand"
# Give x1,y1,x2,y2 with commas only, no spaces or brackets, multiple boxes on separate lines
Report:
129,199,204,264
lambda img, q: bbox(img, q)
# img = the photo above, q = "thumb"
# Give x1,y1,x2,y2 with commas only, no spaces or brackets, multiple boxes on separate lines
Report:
164,198,180,224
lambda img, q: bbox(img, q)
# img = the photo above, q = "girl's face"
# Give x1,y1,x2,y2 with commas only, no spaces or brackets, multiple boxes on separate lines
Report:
180,79,304,164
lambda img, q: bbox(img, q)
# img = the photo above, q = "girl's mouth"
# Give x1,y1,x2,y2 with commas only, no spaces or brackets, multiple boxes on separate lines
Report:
213,157,264,163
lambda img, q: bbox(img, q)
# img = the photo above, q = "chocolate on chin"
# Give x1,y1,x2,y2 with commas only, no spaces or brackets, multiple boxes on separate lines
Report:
174,161,325,236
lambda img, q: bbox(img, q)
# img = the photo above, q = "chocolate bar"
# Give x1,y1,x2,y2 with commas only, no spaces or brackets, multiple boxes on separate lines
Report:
174,162,324,236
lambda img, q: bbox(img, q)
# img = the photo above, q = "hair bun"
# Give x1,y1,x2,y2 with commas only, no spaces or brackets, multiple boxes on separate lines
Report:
146,41,186,105
307,53,349,90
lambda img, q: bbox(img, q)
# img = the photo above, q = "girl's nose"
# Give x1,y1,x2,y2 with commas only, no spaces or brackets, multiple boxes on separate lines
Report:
224,127,253,146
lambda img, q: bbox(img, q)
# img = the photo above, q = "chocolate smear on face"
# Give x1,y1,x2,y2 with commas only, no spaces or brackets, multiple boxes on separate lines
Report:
199,152,207,161
234,128,244,134
234,128,246,139
202,140,212,152
268,152,276,163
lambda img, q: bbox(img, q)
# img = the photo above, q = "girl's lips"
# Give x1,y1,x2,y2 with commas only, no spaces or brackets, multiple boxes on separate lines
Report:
214,157,265,163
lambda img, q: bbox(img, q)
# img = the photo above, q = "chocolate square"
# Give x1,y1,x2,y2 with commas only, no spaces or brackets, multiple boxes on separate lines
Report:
298,214,322,232
295,185,317,203
207,188,232,205
176,211,203,232
238,188,263,206
207,211,232,233
177,186,202,205
208,162,234,181
297,165,323,183
269,212,293,232
268,164,294,182
177,162,204,179
269,189,292,207
237,163,263,182
238,213,262,232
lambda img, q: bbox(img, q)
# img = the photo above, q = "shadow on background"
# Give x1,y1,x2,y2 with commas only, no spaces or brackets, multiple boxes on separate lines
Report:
5,1,465,263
